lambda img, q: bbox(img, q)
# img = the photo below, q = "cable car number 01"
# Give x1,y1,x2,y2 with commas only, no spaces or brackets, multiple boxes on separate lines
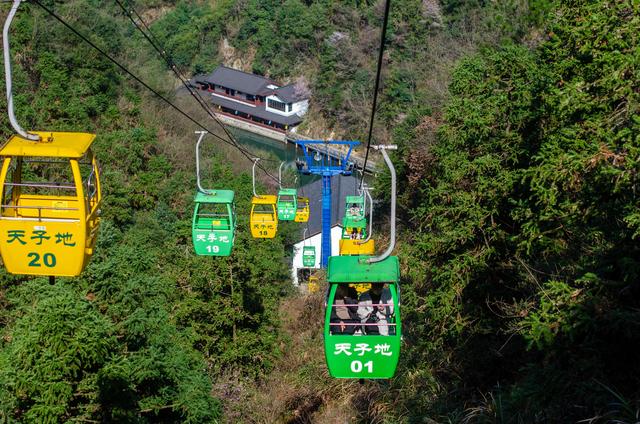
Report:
350,360,373,373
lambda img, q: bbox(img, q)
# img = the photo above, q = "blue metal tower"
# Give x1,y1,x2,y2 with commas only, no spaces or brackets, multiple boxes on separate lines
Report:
295,140,360,267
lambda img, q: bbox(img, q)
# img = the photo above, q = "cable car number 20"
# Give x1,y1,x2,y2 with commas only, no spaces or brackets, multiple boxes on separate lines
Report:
350,360,373,373
27,252,57,268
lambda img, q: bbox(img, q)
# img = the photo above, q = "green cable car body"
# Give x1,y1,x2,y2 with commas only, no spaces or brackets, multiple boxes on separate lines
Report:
302,245,316,267
324,255,401,379
342,195,367,239
342,217,367,239
344,195,365,220
277,188,297,221
192,190,236,256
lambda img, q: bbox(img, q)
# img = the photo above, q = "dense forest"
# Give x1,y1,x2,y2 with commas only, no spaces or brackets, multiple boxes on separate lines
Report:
1,0,639,423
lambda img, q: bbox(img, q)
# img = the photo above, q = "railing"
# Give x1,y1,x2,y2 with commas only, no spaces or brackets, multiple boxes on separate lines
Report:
330,302,397,335
210,91,257,107
1,204,78,212
251,214,276,222
1,204,80,222
4,182,76,190
195,213,231,230
286,134,378,173
214,109,287,133
329,322,397,327
24,159,72,164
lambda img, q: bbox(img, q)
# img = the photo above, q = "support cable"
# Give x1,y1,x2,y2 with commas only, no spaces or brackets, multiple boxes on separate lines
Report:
115,0,280,180
359,0,391,189
115,0,263,165
30,0,279,183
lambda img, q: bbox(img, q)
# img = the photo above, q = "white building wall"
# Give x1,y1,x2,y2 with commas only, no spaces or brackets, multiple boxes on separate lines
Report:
265,95,291,116
291,225,343,286
292,99,309,116
265,95,309,117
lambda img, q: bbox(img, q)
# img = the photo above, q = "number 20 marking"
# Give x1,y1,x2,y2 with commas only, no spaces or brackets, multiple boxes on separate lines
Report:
27,252,56,268
350,360,373,373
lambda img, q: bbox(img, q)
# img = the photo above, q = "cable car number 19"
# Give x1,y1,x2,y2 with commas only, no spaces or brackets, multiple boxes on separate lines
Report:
350,360,373,373
206,245,220,253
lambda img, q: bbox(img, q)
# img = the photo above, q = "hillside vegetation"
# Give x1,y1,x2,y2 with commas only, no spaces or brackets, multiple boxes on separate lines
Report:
0,0,639,423
0,2,294,422
384,1,640,421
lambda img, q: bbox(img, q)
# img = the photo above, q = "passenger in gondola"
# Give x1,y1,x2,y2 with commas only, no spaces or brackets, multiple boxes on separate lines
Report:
347,285,358,300
330,284,359,334
358,283,394,336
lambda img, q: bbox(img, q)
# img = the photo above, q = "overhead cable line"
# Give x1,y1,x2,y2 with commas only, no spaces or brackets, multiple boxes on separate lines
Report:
30,0,279,183
359,0,392,189
115,0,270,168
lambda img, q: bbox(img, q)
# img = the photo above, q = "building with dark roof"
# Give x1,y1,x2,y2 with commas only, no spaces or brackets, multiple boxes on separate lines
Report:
192,65,310,132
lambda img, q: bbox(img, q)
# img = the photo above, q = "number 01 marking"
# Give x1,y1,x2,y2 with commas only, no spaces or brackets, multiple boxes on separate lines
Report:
350,360,373,373
27,252,57,268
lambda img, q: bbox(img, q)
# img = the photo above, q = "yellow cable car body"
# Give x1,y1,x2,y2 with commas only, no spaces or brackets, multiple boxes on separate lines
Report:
339,238,375,256
250,194,278,238
308,275,319,293
351,283,370,295
0,132,101,276
294,196,310,223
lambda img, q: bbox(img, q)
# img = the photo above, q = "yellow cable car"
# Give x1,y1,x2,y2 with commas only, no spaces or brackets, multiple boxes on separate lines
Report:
250,195,278,238
339,238,375,255
308,275,319,293
0,132,101,276
294,196,310,223
351,282,370,295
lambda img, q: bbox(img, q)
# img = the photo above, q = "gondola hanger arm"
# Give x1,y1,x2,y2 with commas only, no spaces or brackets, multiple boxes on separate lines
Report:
367,145,397,264
3,0,40,141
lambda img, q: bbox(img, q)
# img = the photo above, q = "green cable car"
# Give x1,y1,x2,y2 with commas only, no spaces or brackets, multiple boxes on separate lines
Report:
345,195,365,220
342,216,367,240
277,188,298,221
303,246,316,267
342,195,367,239
276,162,297,221
301,229,316,267
192,190,236,256
191,131,236,256
324,255,401,379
